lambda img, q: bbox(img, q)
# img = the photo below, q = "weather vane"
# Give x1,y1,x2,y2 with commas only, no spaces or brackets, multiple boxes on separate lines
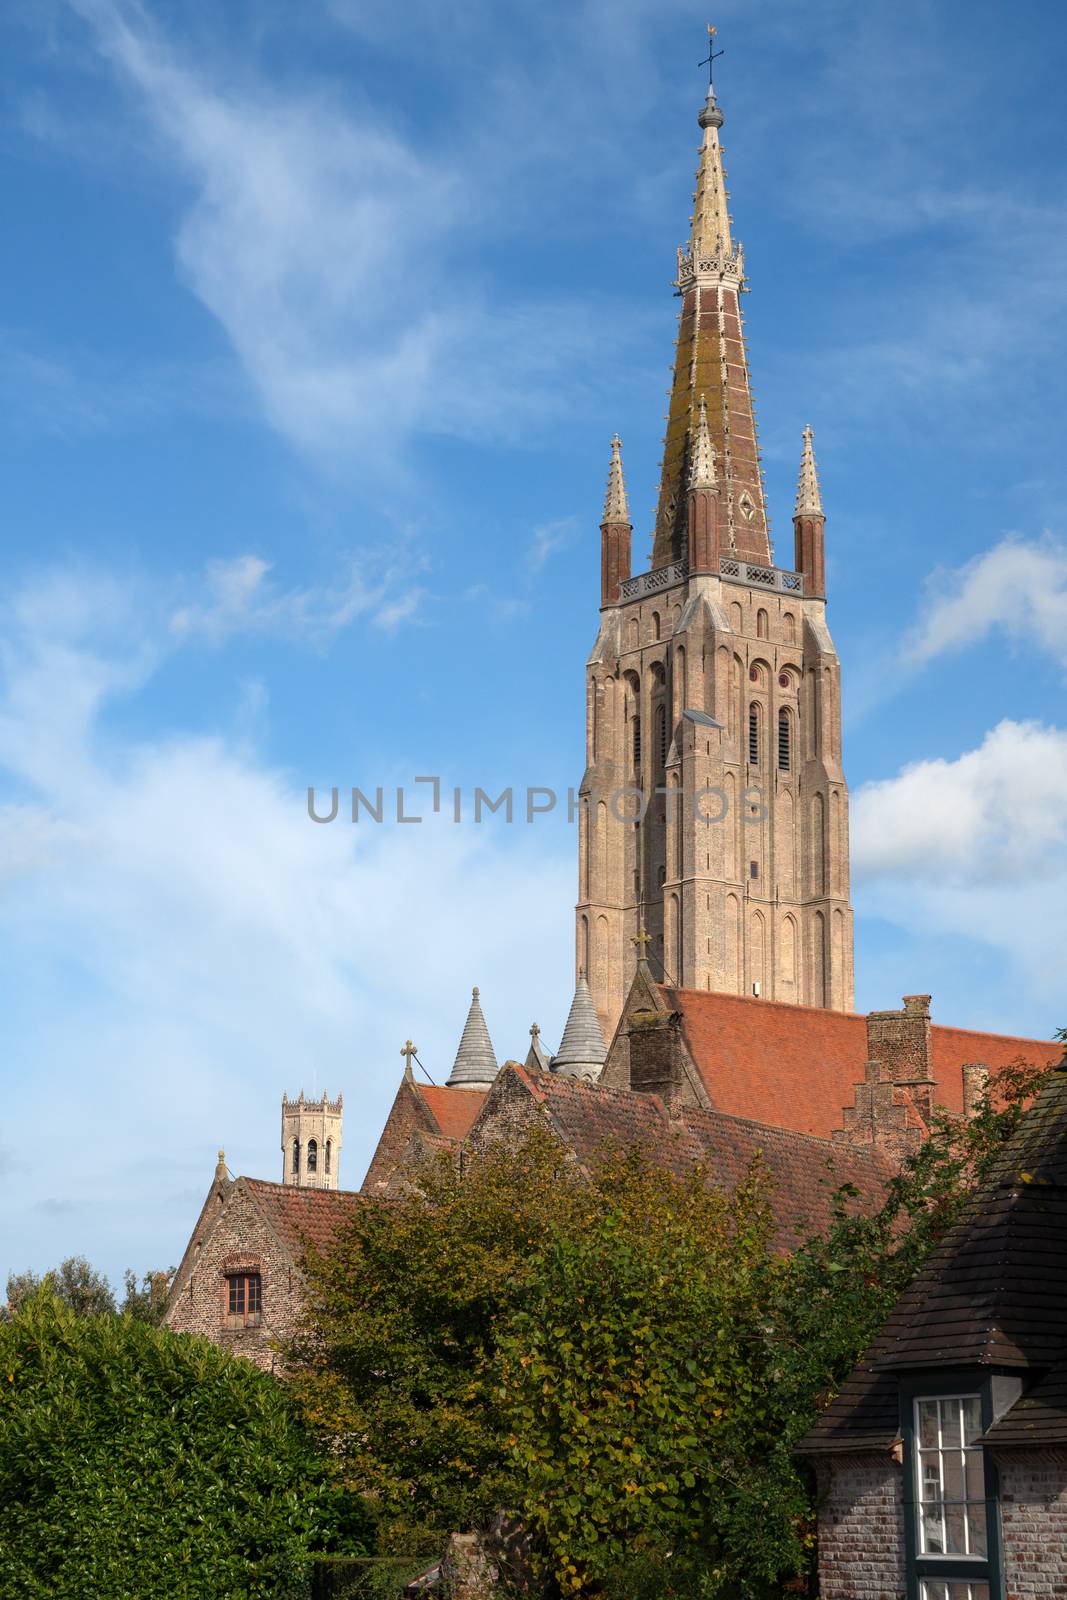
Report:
699,23,724,89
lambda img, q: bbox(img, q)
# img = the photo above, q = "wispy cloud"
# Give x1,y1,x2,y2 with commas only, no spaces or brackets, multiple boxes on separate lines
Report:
526,516,578,575
170,553,426,643
54,0,643,470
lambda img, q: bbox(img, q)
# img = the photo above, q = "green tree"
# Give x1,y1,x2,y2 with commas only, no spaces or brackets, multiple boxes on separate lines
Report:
5,1254,116,1318
121,1265,176,1323
291,1051,1059,1597
496,1155,781,1596
0,1291,370,1599
290,1131,590,1554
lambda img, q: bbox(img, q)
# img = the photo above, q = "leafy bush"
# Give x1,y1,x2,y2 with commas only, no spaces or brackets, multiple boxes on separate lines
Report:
0,1293,370,1598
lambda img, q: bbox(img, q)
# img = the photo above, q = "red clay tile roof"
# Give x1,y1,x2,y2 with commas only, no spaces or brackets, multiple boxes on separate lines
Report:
660,988,1057,1137
244,1180,363,1257
417,1084,487,1140
510,1067,894,1253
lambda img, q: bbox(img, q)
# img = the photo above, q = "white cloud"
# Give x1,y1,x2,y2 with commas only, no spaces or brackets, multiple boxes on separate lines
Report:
908,537,1067,673
853,720,1067,883
170,553,425,643
852,720,1067,1009
0,563,573,1284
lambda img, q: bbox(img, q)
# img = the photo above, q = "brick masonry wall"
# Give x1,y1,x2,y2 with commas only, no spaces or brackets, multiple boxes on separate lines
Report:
814,1456,907,1600
997,1450,1067,1599
164,1182,303,1373
362,1080,430,1195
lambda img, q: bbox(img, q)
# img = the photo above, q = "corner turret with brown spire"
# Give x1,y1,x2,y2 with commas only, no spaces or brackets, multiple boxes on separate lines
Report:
687,394,720,573
793,425,826,596
600,434,632,605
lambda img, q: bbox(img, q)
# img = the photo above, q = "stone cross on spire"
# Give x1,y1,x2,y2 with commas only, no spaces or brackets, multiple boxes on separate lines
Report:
794,424,824,517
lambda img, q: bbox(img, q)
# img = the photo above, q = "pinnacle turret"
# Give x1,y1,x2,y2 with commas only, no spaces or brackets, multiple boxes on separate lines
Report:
552,973,607,1083
688,395,717,489
794,425,824,518
446,986,499,1089
602,434,630,525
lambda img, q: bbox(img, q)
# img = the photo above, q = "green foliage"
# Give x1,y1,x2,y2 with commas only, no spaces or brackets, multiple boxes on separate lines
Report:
121,1265,176,1323
0,1291,370,1599
496,1156,782,1594
293,1052,1059,1596
5,1255,116,1318
290,1132,588,1553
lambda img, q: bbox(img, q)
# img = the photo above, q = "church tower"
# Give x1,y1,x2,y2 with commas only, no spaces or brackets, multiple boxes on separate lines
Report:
576,70,854,1040
281,1091,343,1189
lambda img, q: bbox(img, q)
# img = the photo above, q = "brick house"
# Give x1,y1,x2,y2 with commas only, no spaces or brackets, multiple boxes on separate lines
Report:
164,1150,361,1371
798,1050,1067,1600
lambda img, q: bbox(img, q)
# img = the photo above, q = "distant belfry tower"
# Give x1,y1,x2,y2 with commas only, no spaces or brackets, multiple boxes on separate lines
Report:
281,1091,343,1189
577,65,854,1039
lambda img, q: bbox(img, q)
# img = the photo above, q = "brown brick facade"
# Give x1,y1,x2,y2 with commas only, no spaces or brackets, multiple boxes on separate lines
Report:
812,1455,906,1600
165,1178,302,1372
814,1449,1067,1600
164,1168,362,1371
996,1450,1067,1598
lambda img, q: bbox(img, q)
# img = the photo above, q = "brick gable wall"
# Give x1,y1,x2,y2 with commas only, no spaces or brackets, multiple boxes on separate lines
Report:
164,1182,302,1373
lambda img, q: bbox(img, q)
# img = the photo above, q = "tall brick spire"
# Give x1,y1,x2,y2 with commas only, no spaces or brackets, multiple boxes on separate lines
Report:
652,82,769,569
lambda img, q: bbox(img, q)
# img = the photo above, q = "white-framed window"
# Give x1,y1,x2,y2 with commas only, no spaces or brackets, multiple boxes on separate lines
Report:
914,1396,987,1559
919,1583,990,1600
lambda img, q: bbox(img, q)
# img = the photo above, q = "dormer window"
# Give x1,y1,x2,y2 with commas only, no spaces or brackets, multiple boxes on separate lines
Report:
907,1391,997,1600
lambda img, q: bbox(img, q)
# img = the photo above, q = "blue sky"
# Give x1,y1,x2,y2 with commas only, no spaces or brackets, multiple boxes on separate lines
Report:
2,0,1067,1289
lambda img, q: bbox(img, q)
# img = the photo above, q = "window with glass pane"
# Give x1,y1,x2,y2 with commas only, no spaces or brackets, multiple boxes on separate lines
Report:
224,1272,262,1328
915,1397,987,1558
919,1583,990,1600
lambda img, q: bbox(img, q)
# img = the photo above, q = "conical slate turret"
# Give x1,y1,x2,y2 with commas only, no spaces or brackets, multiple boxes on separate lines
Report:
446,986,499,1088
552,974,607,1083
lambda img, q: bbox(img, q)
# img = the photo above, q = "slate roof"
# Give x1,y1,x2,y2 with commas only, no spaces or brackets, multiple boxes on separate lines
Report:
507,1067,895,1253
553,975,607,1079
658,987,1058,1138
799,1060,1067,1457
447,987,499,1087
244,1180,363,1257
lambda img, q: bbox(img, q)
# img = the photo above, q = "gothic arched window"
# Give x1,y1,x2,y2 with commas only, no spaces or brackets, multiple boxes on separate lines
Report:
748,704,761,766
291,1140,300,1176
757,608,769,640
778,708,791,772
307,1138,318,1173
325,1139,332,1175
